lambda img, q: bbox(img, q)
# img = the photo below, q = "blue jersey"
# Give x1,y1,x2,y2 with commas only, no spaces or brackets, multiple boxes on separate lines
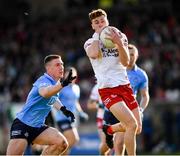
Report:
127,65,148,96
54,84,80,122
16,73,60,127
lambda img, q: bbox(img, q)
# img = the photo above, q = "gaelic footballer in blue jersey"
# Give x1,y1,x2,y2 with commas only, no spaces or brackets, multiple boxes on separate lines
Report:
7,54,76,155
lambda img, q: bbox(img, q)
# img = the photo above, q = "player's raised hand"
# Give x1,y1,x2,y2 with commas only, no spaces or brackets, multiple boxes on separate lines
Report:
107,27,123,45
61,69,76,87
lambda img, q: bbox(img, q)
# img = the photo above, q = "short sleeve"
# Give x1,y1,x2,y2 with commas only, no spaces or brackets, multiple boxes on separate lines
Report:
84,38,94,52
33,79,52,89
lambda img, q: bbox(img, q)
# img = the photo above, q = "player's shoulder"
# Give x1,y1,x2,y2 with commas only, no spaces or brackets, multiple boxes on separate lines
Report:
84,33,97,48
84,38,94,49
33,74,51,87
39,74,52,82
33,75,44,84
136,66,148,79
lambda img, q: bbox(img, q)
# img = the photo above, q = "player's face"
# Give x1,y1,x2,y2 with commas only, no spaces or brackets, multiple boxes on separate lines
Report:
91,15,109,33
128,49,138,67
48,58,64,80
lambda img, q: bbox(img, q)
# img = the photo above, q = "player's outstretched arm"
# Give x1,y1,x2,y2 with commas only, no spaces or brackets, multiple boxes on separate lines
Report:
39,70,76,98
140,87,150,112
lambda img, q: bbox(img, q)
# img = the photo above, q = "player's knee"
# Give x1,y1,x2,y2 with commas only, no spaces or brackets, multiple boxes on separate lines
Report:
68,136,79,148
62,140,69,151
61,139,69,150
114,138,124,148
127,119,138,132
55,138,69,153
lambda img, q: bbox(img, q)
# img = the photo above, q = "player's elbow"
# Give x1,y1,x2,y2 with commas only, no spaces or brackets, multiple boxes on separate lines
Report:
39,88,51,98
120,56,129,67
87,50,99,59
86,45,99,59
143,93,150,104
40,92,50,98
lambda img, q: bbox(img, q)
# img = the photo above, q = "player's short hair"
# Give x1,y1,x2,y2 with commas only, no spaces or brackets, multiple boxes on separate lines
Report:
128,44,139,56
44,54,61,65
89,9,107,21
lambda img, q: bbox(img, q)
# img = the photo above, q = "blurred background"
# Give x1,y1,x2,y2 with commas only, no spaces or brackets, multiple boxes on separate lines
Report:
0,0,180,155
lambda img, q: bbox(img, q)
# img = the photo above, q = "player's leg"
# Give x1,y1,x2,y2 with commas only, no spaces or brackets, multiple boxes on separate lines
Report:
114,132,125,155
110,101,137,155
6,118,29,155
56,120,79,155
132,107,142,134
6,139,28,155
33,127,68,155
62,127,80,155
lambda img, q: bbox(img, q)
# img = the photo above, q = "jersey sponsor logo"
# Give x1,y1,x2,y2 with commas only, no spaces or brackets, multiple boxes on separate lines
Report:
100,47,119,58
11,130,22,136
47,96,57,106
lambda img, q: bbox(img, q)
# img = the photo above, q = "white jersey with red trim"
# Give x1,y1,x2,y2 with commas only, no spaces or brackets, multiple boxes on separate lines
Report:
84,32,130,89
